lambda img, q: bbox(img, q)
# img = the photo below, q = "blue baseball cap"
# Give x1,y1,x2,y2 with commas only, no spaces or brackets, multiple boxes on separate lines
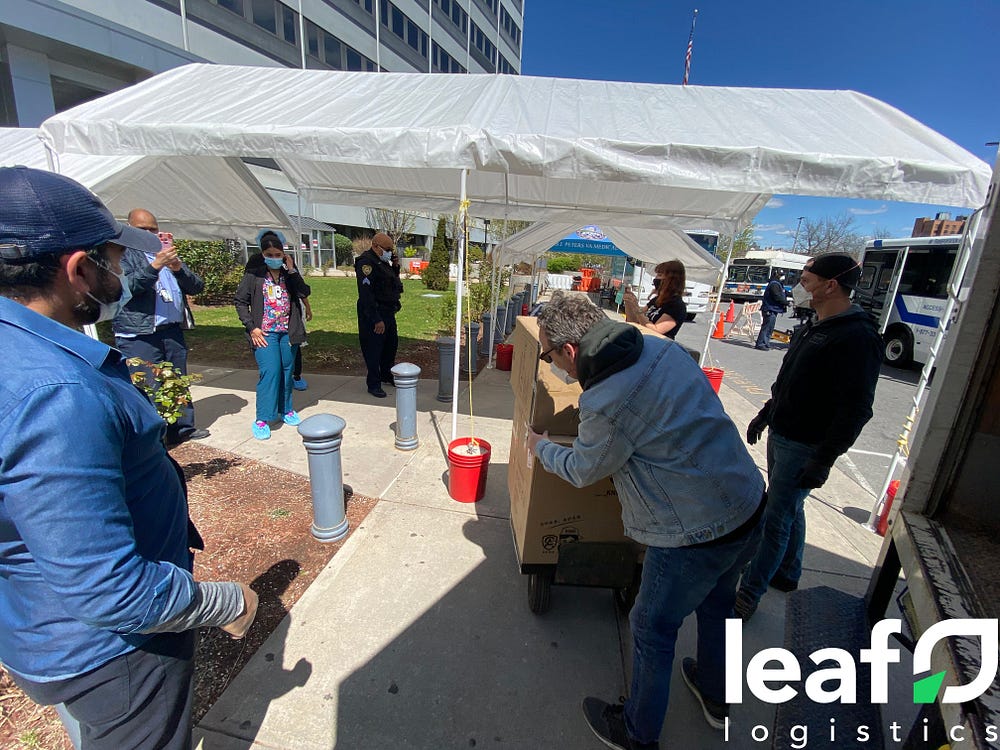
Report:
0,166,161,260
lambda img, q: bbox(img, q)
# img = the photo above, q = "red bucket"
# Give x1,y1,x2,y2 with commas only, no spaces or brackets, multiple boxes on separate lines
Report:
702,367,724,394
521,303,529,315
496,343,513,371
448,438,492,503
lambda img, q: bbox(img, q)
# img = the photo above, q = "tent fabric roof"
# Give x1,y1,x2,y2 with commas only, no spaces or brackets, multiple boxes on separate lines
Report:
288,214,336,232
499,223,723,284
38,65,992,236
0,127,292,241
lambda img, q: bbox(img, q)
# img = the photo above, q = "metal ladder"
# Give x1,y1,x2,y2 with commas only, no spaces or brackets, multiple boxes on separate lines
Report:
865,207,986,530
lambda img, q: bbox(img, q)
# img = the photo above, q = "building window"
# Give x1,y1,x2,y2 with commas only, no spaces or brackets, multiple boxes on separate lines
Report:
353,0,374,12
498,53,516,74
324,34,342,67
500,6,521,51
435,0,467,35
345,47,377,71
251,0,277,34
471,22,496,66
217,0,245,15
432,42,466,74
280,4,297,44
306,20,321,58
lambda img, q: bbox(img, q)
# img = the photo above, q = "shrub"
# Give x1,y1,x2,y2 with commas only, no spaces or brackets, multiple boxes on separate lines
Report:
422,218,451,291
545,253,585,274
127,358,203,425
437,292,457,333
175,239,241,305
334,234,354,266
466,243,484,264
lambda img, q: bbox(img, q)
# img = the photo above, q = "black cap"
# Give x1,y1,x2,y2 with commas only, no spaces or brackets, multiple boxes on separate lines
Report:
808,254,861,291
0,166,160,260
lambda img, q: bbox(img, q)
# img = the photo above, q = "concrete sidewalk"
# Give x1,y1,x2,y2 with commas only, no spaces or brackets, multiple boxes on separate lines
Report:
186,361,888,749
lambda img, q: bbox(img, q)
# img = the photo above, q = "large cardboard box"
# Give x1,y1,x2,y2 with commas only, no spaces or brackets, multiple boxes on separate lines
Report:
510,316,583,435
507,316,628,567
508,422,625,567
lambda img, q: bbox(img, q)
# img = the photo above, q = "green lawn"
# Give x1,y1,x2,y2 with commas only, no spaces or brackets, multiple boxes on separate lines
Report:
183,277,454,372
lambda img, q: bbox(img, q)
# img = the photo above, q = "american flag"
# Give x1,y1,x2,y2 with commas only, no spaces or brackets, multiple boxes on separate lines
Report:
683,9,698,86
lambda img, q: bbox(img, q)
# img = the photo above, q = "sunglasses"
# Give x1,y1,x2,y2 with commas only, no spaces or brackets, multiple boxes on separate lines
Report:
539,346,556,364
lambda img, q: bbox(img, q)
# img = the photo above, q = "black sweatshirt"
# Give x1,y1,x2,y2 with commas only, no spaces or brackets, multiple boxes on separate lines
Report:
761,305,882,467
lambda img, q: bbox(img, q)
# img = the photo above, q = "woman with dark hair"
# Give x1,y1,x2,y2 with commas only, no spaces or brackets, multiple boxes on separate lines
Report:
623,259,687,339
235,230,311,440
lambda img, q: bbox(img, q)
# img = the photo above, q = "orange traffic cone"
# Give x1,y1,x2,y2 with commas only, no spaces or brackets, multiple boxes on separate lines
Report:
712,312,726,339
725,300,735,323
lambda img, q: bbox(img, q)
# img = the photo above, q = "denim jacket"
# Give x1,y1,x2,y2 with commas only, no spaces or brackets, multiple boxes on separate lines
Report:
0,298,198,681
112,248,204,336
535,322,764,548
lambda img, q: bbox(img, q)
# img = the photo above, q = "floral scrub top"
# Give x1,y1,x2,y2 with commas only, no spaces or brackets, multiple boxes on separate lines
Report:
261,275,291,333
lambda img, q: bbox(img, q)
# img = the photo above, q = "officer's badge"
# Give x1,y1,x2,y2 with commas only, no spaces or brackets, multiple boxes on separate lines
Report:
362,265,373,276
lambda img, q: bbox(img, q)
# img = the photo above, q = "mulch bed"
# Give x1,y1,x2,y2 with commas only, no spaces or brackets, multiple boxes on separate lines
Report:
0,442,378,747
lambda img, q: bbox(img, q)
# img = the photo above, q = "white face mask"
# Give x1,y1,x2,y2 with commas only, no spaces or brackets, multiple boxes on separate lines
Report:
86,258,132,322
790,282,812,308
381,250,393,262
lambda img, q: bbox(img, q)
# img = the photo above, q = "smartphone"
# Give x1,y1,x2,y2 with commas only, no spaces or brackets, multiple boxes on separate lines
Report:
158,231,173,249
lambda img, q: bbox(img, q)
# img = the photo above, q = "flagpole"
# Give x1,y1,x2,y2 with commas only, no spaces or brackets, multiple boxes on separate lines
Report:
683,9,698,86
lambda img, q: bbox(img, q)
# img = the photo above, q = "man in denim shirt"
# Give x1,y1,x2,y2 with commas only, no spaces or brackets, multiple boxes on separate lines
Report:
526,294,765,750
0,167,256,750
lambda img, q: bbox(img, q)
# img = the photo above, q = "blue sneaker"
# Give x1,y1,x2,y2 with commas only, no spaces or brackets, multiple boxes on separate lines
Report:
283,410,302,426
252,420,271,440
293,378,308,391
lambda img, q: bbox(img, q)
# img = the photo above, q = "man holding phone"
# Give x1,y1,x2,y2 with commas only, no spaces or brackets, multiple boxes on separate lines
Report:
113,208,210,445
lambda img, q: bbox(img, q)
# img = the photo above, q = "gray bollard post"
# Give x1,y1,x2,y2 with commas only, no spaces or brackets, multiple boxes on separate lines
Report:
436,336,455,402
495,305,507,341
479,311,493,357
391,362,421,450
460,321,481,374
505,298,517,333
297,414,350,543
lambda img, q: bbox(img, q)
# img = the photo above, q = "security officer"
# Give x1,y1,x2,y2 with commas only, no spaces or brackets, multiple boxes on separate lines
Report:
356,232,403,398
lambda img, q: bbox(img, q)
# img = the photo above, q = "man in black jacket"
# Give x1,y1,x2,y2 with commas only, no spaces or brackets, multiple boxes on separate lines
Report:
736,254,882,619
355,232,403,398
114,208,209,445
754,270,788,350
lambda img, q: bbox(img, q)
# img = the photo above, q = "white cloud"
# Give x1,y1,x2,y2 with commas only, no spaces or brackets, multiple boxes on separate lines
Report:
849,204,889,216
764,198,784,209
756,223,785,232
775,229,796,236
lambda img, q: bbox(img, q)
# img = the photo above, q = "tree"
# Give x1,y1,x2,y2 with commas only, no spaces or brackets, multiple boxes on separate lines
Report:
422,216,451,291
334,233,354,266
720,225,756,261
365,207,418,249
488,218,532,242
801,213,865,258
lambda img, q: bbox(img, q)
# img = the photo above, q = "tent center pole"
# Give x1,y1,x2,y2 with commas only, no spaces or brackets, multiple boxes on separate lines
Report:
451,169,469,441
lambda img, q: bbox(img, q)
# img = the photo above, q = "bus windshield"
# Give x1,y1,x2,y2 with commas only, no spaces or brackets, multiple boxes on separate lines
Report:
686,231,720,257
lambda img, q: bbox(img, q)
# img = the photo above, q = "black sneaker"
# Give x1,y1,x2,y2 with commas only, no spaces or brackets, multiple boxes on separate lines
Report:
581,697,658,750
769,575,799,592
680,658,728,730
733,588,758,621
367,387,387,398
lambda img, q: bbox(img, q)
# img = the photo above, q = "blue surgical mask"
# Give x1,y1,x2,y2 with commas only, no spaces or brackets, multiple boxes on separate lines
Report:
264,256,284,270
86,257,132,323
381,250,393,262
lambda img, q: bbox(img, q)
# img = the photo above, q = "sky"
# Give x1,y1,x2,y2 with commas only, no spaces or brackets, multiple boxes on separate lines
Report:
519,0,999,249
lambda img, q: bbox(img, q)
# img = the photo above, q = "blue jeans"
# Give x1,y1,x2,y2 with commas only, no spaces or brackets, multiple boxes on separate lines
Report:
624,515,764,744
253,331,297,423
755,310,780,348
739,432,817,600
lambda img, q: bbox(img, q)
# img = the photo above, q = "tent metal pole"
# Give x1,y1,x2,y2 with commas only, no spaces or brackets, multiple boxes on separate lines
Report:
179,0,190,52
700,234,735,366
297,0,307,69
451,169,469,441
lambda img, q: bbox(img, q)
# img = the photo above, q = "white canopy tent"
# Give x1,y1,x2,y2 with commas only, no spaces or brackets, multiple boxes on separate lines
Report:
0,127,292,241
37,65,992,437
38,65,990,234
497,222,723,283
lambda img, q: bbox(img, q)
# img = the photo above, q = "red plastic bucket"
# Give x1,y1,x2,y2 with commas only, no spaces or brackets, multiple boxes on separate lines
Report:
702,367,724,394
496,343,513,371
521,303,529,315
448,438,492,503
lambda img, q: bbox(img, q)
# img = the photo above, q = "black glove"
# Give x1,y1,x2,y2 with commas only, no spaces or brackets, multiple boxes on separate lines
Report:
797,459,832,489
746,411,768,445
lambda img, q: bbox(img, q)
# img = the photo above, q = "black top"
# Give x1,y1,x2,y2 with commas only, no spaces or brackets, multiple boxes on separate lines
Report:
761,278,789,314
646,296,687,339
355,249,403,322
760,305,882,467
233,267,311,346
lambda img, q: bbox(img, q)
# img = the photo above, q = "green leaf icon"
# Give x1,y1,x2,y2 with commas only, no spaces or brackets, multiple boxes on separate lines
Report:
914,671,946,703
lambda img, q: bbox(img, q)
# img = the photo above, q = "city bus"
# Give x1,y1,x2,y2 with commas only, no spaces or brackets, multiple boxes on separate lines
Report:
721,250,810,303
855,235,961,367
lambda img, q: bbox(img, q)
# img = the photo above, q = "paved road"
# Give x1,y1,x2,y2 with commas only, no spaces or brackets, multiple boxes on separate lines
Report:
674,310,922,518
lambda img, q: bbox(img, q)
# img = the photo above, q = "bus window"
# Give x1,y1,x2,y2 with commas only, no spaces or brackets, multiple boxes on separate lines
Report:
858,265,877,291
784,269,802,287
897,252,954,299
728,266,748,282
876,267,893,292
747,265,769,283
